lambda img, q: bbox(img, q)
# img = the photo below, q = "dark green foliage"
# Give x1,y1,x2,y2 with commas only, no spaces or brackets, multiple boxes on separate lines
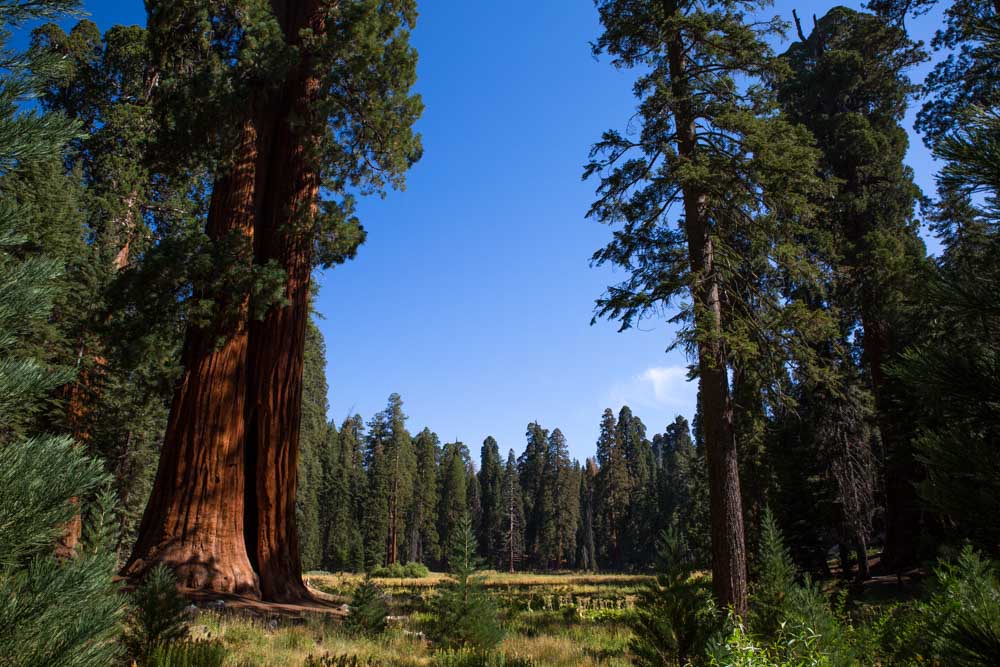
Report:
500,449,525,572
925,547,1000,666
748,510,855,666
299,318,330,571
408,428,441,566
124,564,189,664
0,486,125,667
346,577,388,638
630,529,720,667
438,441,470,569
478,436,504,566
891,100,1000,549
370,562,429,578
363,394,415,567
324,415,366,572
145,640,228,667
0,3,124,664
518,422,548,564
431,515,504,651
749,509,797,639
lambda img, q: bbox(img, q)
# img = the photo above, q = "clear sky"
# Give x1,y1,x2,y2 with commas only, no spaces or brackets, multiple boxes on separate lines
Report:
63,0,944,465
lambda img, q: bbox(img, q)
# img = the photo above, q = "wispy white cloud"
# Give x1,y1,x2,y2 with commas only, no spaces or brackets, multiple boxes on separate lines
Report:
606,365,697,422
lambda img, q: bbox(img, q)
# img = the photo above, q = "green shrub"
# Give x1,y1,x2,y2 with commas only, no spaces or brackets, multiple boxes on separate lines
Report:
370,562,430,579
404,562,431,578
707,621,832,667
124,564,190,664
750,509,797,639
346,577,388,637
924,546,1000,665
146,640,227,667
430,515,504,651
630,528,721,667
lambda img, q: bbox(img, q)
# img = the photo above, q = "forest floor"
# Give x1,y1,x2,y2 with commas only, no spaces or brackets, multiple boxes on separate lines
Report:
188,571,647,666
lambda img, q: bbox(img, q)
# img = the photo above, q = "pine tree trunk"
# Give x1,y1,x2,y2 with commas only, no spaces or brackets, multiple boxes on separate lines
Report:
123,116,262,595
244,0,324,602
667,28,748,615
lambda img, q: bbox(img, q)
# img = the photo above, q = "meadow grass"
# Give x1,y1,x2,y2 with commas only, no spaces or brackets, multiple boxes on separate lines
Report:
193,572,638,666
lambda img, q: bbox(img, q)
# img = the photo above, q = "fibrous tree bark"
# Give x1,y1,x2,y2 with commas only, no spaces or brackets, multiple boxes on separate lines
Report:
123,115,262,595
244,0,324,603
667,30,748,616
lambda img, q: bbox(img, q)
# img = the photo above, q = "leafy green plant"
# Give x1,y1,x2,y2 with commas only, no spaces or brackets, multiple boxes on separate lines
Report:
345,577,388,637
124,564,190,664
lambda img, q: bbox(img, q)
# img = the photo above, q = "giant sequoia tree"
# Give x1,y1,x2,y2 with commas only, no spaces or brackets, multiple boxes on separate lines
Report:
778,7,929,568
588,0,821,612
125,0,421,600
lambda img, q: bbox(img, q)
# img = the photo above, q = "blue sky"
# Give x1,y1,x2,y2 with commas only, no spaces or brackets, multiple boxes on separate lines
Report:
64,0,944,465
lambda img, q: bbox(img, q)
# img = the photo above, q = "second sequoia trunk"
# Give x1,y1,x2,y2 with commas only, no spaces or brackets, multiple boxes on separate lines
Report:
244,0,324,602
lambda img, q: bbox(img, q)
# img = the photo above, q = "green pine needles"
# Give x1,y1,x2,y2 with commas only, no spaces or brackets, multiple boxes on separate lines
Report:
346,577,389,637
430,514,504,652
629,528,720,667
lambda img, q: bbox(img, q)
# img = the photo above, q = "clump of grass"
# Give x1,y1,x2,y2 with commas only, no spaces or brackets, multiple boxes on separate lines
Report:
146,639,228,667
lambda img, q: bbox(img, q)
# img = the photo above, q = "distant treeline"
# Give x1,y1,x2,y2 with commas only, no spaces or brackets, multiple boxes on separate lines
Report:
296,332,709,573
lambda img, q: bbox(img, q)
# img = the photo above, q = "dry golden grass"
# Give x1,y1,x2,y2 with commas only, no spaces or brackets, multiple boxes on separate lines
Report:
305,570,651,592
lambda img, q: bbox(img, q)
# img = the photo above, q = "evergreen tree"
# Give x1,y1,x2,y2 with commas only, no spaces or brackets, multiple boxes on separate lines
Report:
519,421,549,564
438,441,470,569
588,0,824,612
618,407,655,566
500,449,526,573
577,459,598,571
0,3,124,661
297,318,329,571
778,6,930,567
477,436,504,566
595,408,628,568
407,428,441,566
430,514,504,651
125,0,422,601
540,429,579,569
891,101,1000,549
326,415,366,572
384,394,415,565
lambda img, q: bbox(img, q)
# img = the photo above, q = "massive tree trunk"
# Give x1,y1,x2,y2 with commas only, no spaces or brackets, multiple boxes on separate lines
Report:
244,0,323,602
667,25,749,615
863,314,920,569
123,115,262,595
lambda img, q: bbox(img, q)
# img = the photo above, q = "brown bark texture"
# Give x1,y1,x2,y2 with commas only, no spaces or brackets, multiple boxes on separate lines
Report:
666,20,749,615
243,0,324,602
123,115,262,595
863,314,921,569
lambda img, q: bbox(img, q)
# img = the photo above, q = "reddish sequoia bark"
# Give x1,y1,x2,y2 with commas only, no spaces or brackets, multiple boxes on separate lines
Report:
123,115,262,595
244,0,324,602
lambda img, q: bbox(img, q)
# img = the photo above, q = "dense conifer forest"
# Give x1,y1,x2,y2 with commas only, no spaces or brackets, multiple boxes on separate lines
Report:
2,0,1000,664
